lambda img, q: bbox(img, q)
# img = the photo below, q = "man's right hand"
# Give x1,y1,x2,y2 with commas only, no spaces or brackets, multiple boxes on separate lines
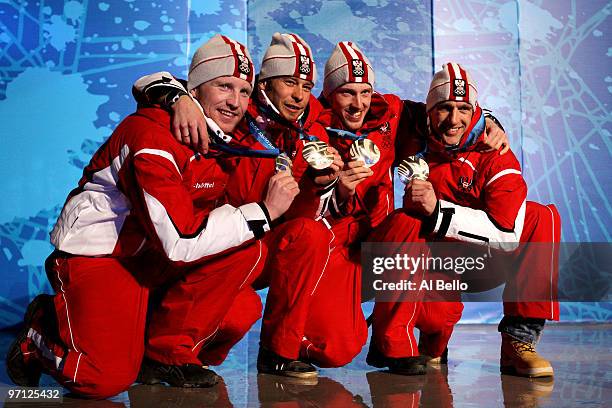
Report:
337,160,373,203
171,95,209,154
263,172,300,221
403,178,437,216
313,146,344,186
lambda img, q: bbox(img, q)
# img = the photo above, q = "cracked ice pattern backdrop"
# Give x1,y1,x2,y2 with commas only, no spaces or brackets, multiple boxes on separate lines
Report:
0,0,610,338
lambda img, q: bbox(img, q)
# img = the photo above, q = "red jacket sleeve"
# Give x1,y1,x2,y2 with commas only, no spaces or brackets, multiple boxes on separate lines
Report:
431,150,527,251
483,151,527,231
125,125,270,265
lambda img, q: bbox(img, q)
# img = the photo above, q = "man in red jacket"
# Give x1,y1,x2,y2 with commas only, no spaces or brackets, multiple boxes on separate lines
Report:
296,41,397,368
235,33,341,380
368,62,560,378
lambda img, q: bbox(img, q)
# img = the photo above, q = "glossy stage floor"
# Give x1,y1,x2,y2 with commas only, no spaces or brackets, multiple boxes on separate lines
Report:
0,324,610,407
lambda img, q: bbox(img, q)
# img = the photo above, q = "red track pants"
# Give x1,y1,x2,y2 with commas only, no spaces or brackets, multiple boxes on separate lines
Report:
298,244,369,367
37,240,261,399
368,201,561,358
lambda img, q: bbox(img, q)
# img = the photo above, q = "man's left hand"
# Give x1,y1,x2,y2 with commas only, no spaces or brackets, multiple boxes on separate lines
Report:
482,117,510,155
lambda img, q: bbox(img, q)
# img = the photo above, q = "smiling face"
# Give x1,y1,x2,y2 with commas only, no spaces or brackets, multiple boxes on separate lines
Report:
429,100,474,146
259,76,313,122
329,82,373,131
192,76,252,133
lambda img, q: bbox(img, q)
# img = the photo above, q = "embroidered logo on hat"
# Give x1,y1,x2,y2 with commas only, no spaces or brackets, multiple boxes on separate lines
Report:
237,54,251,75
453,79,466,96
351,59,364,76
299,55,312,74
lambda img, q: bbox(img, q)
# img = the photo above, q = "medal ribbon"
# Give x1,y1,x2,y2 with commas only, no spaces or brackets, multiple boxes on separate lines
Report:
325,127,371,141
246,114,281,154
207,116,279,158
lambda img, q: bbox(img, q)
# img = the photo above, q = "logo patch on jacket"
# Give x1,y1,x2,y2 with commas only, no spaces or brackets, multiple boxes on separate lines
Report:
458,176,473,192
194,182,215,189
379,122,390,135
379,122,393,149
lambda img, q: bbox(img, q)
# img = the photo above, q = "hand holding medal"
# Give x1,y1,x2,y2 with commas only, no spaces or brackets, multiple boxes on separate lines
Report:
399,155,437,216
398,155,429,184
302,140,335,170
325,127,381,168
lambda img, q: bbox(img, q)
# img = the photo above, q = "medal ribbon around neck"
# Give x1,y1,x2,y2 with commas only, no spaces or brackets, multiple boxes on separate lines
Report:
257,90,322,143
206,115,280,158
325,127,372,141
257,89,334,169
187,95,278,159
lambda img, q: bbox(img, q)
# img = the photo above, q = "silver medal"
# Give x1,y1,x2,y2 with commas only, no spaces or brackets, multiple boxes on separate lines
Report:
397,156,429,184
349,138,380,167
302,140,334,170
275,152,293,174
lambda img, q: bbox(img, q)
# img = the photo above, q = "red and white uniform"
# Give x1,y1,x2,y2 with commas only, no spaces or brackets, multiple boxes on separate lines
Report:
33,107,274,398
51,108,269,260
369,114,561,358
220,94,335,360
297,93,400,367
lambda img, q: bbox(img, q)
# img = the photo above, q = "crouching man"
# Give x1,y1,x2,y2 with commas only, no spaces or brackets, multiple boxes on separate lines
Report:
369,62,560,378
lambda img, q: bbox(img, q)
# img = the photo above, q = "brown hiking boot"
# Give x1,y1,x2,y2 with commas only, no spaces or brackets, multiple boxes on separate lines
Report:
500,333,553,378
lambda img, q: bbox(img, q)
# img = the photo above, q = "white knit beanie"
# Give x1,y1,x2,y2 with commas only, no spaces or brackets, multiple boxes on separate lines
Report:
323,41,375,97
187,34,255,91
259,32,317,84
426,62,478,112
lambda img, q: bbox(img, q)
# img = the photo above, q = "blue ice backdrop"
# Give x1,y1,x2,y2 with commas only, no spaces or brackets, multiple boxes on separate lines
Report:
0,0,610,333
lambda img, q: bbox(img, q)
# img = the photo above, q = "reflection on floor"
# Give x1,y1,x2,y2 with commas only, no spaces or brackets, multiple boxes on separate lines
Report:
0,324,610,407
